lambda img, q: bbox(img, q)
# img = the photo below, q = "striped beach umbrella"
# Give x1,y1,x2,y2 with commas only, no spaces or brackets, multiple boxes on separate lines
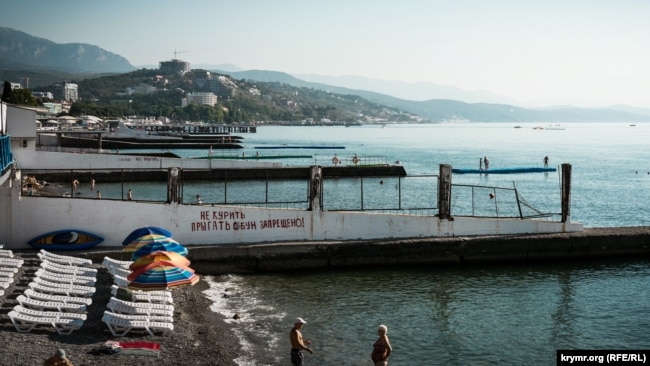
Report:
130,240,188,261
127,261,199,291
122,226,173,246
123,234,182,253
129,251,190,271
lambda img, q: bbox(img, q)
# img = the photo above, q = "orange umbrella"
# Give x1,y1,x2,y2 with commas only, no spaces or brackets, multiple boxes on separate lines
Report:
127,261,199,291
129,251,190,271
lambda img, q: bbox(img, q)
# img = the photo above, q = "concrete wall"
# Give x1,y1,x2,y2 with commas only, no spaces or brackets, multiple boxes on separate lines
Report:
48,227,650,275
13,150,281,170
181,227,650,274
0,167,582,250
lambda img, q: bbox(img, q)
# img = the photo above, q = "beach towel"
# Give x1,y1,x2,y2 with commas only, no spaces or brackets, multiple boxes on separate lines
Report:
115,341,161,356
91,341,161,357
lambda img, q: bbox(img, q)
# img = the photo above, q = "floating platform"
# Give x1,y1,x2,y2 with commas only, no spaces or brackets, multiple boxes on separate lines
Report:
195,154,312,160
28,165,407,182
255,145,345,150
452,167,557,174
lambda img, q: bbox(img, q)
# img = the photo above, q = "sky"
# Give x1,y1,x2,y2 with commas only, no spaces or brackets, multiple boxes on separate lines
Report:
2,0,650,108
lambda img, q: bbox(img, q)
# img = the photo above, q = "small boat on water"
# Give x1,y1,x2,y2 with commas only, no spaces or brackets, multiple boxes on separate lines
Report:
28,229,104,251
56,120,245,149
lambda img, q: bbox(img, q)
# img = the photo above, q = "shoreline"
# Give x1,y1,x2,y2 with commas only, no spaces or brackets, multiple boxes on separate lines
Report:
3,227,649,364
0,253,240,365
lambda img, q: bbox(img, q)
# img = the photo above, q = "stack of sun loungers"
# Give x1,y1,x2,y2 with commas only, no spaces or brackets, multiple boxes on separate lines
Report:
7,250,96,335
0,247,22,297
101,256,175,336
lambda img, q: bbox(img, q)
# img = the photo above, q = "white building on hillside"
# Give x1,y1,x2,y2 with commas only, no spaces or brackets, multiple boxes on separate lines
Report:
182,92,217,107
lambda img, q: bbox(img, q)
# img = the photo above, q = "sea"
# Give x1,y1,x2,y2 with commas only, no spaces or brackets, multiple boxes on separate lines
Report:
117,122,650,365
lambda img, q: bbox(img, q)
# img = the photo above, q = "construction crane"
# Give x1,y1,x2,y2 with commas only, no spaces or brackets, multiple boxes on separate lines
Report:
173,49,188,60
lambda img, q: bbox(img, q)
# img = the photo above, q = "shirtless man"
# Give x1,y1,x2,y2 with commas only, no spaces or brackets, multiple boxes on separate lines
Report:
290,317,313,366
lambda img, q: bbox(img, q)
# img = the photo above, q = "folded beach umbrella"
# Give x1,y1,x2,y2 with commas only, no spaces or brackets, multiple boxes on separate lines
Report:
129,251,190,271
122,226,173,246
123,234,181,253
130,240,189,261
127,261,200,291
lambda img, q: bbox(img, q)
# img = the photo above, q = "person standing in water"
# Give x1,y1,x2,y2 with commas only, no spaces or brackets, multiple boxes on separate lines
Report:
290,317,313,365
543,155,549,168
371,324,392,366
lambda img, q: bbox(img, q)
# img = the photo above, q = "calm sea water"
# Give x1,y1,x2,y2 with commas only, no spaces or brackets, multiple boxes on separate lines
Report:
96,122,650,365
91,122,650,227
205,259,650,366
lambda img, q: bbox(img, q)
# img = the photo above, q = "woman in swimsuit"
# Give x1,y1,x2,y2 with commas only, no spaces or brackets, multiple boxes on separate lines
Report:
371,324,392,366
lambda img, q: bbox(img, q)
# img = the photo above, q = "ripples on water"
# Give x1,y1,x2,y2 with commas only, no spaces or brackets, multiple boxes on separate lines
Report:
205,259,650,365
95,123,650,364
101,123,650,227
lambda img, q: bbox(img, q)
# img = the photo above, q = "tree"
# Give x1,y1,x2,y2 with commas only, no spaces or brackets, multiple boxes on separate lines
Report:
12,88,40,106
2,81,14,103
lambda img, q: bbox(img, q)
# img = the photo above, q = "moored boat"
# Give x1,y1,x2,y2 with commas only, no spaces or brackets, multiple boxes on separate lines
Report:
28,229,104,251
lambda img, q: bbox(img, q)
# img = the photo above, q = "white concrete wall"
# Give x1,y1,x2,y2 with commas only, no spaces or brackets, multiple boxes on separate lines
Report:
0,171,583,250
13,150,282,170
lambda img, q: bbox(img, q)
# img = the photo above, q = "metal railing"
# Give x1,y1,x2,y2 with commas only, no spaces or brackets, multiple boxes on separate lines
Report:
0,135,12,175
323,174,439,215
450,183,560,220
19,168,558,220
317,155,389,166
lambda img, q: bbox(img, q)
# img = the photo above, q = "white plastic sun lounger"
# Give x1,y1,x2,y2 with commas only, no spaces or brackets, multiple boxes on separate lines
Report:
35,269,97,286
38,250,93,267
107,297,175,318
0,266,18,274
110,285,173,304
17,294,87,313
8,310,84,335
37,266,97,280
0,249,14,257
107,266,131,279
0,268,18,277
13,304,86,321
102,256,133,270
32,277,95,292
24,288,93,305
102,311,174,337
0,257,24,268
112,275,131,288
40,260,98,276
28,281,95,298
0,279,12,289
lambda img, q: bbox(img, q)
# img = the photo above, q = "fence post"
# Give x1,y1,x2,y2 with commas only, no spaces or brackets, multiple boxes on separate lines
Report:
561,163,572,223
309,165,322,211
438,164,452,220
167,167,182,203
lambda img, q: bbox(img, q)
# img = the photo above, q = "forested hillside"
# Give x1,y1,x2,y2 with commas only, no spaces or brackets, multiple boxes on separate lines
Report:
66,69,418,123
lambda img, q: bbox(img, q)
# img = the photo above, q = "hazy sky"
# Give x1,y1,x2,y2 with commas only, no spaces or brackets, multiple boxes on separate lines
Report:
2,0,650,108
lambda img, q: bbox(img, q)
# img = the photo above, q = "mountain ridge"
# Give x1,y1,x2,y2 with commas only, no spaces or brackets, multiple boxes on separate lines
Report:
2,27,650,122
0,27,135,73
216,69,650,122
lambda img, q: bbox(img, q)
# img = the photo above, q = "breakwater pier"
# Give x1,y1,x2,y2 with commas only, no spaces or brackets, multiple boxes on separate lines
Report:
52,226,650,275
186,226,650,274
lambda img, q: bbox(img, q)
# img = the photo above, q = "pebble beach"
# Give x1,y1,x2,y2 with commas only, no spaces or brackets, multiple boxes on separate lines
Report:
0,253,240,365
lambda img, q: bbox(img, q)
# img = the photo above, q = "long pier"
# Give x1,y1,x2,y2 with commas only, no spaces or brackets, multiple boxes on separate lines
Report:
146,124,256,134
46,227,650,275
25,164,408,182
